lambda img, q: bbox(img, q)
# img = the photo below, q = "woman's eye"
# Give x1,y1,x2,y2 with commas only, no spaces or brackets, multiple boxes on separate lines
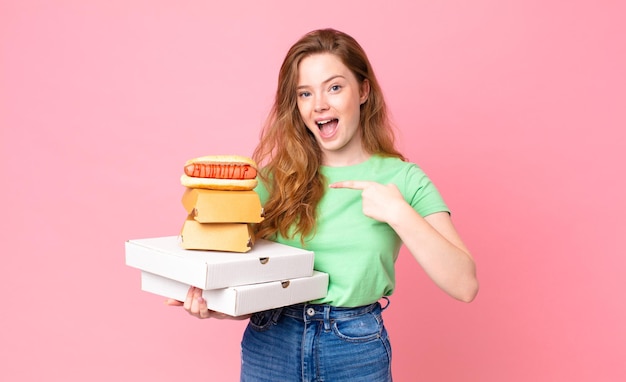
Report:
298,91,311,98
330,85,341,92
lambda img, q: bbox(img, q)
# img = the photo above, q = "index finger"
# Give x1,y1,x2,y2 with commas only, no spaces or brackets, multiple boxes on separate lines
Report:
329,180,374,190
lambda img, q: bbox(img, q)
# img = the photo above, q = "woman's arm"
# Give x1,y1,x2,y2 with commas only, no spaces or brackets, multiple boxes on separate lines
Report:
330,181,479,302
391,208,478,302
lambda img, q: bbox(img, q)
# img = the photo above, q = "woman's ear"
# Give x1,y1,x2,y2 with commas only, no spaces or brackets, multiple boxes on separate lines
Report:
360,79,370,105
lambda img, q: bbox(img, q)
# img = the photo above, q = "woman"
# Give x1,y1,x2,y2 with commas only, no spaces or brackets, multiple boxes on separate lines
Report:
170,28,478,381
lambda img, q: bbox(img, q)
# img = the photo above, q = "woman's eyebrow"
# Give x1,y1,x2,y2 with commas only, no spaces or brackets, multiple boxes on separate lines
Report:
296,75,346,90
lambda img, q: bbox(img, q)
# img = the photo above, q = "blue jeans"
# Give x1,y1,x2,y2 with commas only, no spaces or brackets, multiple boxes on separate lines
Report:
240,300,392,381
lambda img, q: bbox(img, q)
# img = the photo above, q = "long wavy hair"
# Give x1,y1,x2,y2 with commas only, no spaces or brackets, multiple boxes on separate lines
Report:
253,28,404,244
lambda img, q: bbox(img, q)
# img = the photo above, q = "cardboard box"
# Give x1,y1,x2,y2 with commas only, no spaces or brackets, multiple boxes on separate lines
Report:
180,215,255,252
182,188,264,223
141,270,329,316
125,236,315,290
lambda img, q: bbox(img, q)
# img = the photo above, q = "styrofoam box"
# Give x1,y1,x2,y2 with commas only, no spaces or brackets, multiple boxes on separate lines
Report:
125,236,315,290
141,270,329,316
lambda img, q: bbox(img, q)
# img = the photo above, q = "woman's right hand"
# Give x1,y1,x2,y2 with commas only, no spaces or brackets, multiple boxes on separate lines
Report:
165,286,251,320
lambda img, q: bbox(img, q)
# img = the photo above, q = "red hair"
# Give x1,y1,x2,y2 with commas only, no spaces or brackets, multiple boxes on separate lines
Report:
253,29,404,244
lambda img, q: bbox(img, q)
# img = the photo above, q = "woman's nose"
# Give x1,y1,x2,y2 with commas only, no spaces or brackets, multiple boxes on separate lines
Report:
314,95,329,112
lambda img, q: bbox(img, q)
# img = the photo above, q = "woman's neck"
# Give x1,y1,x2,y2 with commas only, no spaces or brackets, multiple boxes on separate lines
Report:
321,150,371,167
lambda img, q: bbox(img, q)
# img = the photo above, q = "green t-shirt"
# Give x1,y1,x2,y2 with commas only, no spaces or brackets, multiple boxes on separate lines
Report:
254,155,450,307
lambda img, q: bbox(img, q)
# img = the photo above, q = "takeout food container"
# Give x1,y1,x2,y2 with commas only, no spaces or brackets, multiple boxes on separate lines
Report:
182,188,264,223
125,235,315,290
179,215,255,252
178,188,264,252
140,270,329,316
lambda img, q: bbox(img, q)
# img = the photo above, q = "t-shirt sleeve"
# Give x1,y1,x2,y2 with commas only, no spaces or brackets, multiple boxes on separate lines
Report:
403,164,450,217
253,176,270,206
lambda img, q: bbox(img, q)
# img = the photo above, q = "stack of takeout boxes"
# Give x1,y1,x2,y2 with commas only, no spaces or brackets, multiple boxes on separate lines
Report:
179,187,264,252
125,187,328,316
125,237,328,316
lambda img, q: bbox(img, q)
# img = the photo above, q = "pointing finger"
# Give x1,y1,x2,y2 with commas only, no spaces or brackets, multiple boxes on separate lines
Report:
329,181,373,190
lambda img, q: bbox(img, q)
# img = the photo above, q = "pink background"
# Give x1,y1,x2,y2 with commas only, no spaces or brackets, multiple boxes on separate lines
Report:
2,1,625,381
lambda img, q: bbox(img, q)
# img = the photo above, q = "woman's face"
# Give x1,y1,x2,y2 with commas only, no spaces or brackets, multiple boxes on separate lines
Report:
296,53,370,166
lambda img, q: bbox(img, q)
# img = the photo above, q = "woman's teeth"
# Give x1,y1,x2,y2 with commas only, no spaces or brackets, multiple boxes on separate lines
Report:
317,119,336,128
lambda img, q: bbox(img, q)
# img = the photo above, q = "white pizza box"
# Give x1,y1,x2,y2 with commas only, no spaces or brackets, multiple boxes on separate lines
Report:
141,270,329,316
125,236,314,290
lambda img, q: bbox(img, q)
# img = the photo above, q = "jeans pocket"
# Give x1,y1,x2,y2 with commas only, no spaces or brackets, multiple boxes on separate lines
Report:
248,308,281,332
331,312,383,343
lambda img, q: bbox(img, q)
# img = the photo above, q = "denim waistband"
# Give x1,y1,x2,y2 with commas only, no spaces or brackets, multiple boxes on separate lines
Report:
281,297,389,323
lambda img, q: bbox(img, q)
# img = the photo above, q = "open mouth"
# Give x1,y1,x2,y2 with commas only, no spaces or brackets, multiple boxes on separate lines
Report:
316,119,339,137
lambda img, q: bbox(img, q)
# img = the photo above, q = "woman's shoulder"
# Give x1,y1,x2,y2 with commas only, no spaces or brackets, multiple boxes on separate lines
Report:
370,154,425,175
371,155,439,191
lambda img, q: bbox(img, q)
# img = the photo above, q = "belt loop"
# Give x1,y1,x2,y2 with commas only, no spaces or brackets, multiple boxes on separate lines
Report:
380,297,390,311
271,307,283,323
323,305,331,330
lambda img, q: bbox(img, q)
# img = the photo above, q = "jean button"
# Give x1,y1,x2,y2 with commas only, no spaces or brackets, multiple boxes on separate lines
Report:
306,307,315,316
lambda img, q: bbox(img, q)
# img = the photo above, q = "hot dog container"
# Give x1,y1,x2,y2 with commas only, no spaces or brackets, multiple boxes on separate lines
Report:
182,188,264,223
